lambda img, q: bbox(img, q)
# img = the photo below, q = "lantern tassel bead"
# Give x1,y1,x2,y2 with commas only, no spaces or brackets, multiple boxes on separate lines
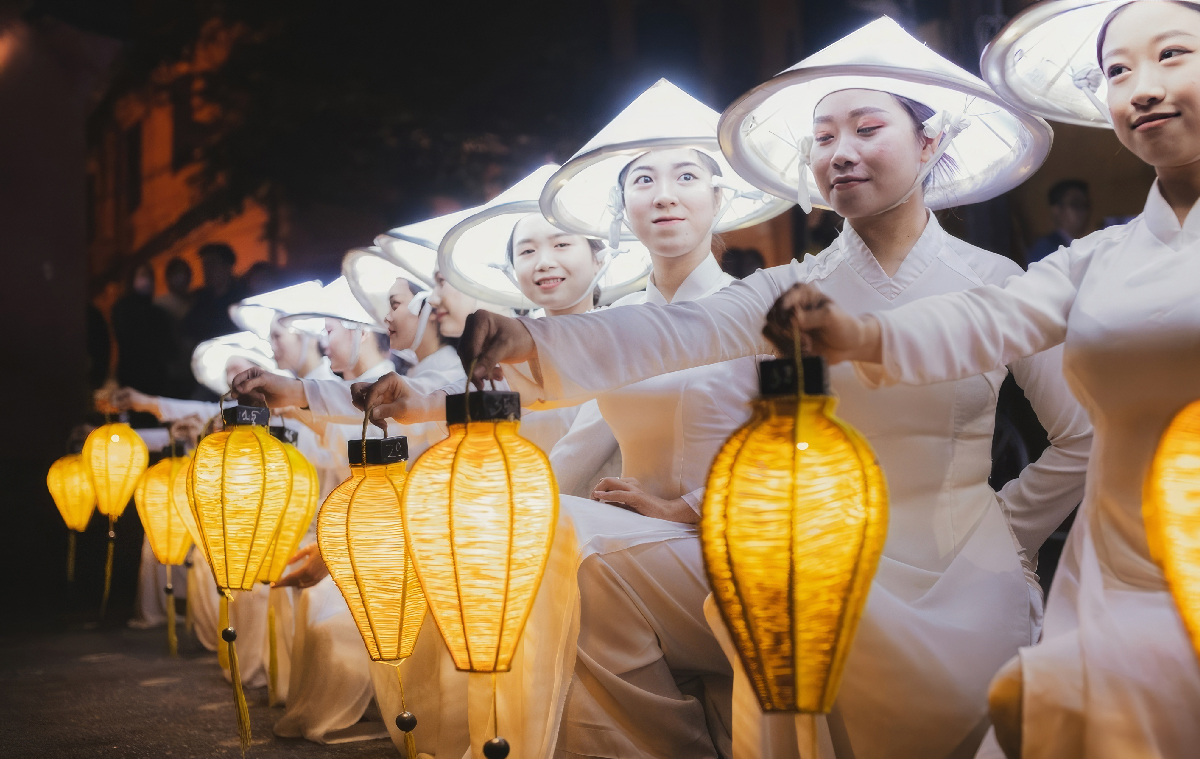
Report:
218,591,230,671
394,667,418,759
185,562,195,636
100,521,116,620
165,568,177,657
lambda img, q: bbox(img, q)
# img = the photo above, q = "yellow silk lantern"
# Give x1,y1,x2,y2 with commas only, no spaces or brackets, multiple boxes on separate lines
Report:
255,430,318,705
702,357,888,715
1145,399,1200,661
134,451,193,656
402,391,556,758
82,422,149,618
187,403,292,753
320,427,426,758
46,453,96,581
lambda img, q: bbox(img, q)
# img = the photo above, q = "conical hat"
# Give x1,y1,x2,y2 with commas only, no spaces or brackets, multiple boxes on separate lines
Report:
719,17,1054,210
280,277,384,332
230,281,325,339
375,205,483,287
540,79,793,240
439,165,652,310
981,0,1124,129
191,332,278,395
343,247,428,326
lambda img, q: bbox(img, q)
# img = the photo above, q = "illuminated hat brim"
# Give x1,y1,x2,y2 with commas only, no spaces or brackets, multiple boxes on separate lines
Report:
439,165,652,310
981,0,1124,129
343,247,428,326
540,79,793,239
720,17,1054,210
230,280,325,339
281,276,385,332
375,205,483,287
192,332,278,395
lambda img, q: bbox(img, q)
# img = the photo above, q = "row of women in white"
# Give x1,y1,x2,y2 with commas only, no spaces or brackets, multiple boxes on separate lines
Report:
122,1,1199,757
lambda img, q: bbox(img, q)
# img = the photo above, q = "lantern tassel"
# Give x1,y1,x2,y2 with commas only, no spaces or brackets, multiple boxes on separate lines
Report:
66,531,76,582
165,566,178,657
223,619,253,756
100,519,116,619
218,590,230,670
185,564,195,635
267,594,279,706
396,667,418,759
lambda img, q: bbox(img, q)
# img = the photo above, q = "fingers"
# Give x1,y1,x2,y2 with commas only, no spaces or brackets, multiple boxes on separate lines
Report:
458,312,490,389
230,367,265,398
594,477,636,493
350,382,370,411
286,543,318,565
593,491,639,513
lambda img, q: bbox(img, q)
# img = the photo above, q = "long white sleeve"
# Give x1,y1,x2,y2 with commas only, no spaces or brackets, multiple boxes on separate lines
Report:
869,242,1096,387
549,400,622,499
996,343,1093,557
155,397,221,422
520,262,804,406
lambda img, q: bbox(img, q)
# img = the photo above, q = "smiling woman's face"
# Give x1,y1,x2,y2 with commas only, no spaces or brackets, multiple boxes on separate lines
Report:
810,89,935,219
1102,1,1200,171
510,214,600,314
621,148,720,258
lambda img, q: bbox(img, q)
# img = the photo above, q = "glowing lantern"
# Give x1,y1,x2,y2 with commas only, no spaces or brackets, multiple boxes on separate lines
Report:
319,430,425,758
401,390,557,758
187,404,293,753
255,427,319,705
702,357,888,713
170,452,201,636
1145,399,1200,661
134,449,193,656
82,422,149,618
46,453,95,581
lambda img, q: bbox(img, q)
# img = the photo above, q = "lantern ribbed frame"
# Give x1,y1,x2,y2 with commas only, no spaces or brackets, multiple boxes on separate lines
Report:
319,460,426,662
401,419,558,672
257,444,319,584
702,395,888,713
174,453,207,563
82,423,149,519
1145,399,1200,660
187,425,292,591
47,454,96,532
134,456,193,566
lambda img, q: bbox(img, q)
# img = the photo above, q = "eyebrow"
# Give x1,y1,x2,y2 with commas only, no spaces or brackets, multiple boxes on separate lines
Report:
514,232,572,247
629,161,703,174
1105,29,1198,60
813,106,889,124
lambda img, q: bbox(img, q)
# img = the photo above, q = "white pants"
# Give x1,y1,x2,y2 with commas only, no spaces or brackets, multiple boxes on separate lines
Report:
557,538,733,759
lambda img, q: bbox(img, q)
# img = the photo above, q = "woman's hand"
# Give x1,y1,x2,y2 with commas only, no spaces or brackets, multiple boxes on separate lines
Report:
458,311,538,389
274,543,329,589
592,477,699,524
351,373,443,430
168,414,206,448
231,367,306,408
763,283,882,364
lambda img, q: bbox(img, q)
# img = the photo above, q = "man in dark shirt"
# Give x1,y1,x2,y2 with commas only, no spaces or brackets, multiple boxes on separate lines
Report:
182,242,244,342
1026,179,1091,266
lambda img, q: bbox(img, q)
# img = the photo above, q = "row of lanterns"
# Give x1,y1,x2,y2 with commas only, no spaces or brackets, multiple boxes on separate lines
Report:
47,359,1198,757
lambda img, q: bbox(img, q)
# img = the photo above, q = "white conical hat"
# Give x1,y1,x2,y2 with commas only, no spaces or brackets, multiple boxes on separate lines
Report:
191,331,278,395
374,205,483,287
229,280,326,339
540,79,793,240
719,17,1054,210
280,276,385,332
342,246,428,326
439,165,653,310
981,0,1125,129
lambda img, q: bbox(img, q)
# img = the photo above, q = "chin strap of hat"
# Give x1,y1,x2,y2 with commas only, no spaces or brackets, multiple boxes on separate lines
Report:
709,175,767,235
796,136,815,214
392,291,432,365
1072,66,1113,124
879,110,971,214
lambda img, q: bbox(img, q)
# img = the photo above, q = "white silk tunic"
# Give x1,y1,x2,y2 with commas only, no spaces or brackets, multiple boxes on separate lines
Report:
863,184,1200,759
515,213,1092,759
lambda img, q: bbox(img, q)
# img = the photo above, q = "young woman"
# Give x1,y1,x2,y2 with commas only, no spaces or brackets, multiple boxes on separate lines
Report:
759,4,1200,757
362,80,794,758
449,27,1093,759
